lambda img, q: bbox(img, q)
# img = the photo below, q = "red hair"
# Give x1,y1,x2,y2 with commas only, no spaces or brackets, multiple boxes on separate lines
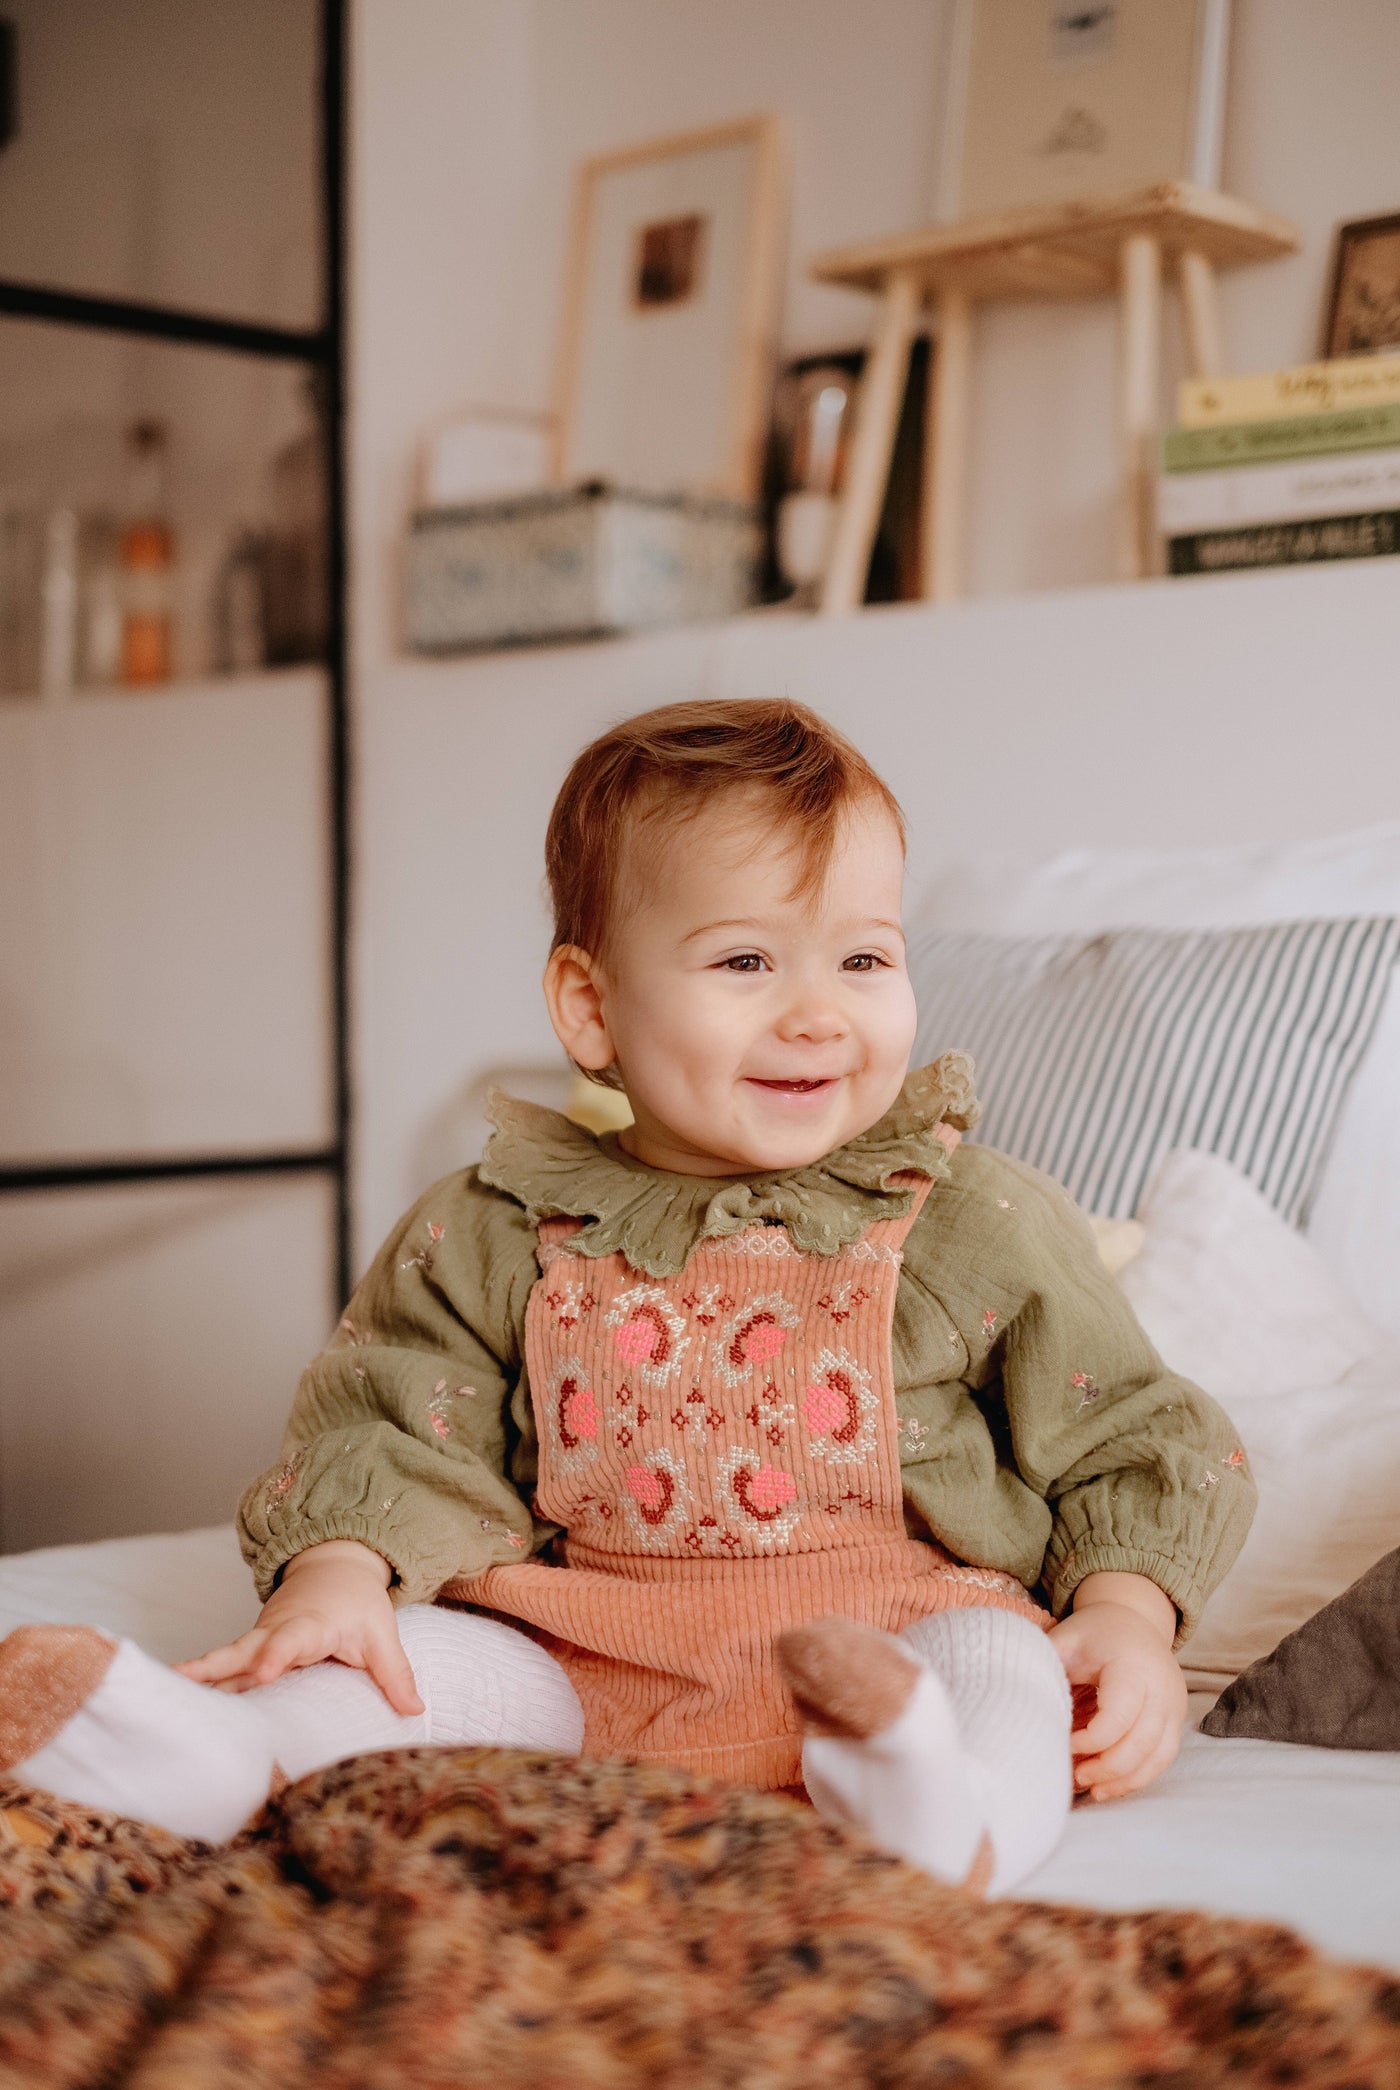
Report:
545,697,906,964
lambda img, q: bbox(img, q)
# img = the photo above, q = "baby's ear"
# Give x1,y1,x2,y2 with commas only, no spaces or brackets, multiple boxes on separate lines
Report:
543,944,616,1075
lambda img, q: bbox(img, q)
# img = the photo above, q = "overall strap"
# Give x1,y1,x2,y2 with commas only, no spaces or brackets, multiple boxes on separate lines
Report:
866,1170,936,1254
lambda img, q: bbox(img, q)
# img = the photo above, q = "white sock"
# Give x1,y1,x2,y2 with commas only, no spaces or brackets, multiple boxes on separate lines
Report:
14,1637,277,1845
802,1608,1071,1895
803,1657,986,1884
253,1604,585,1782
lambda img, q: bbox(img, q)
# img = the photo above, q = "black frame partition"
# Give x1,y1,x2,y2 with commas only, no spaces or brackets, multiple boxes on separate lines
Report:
0,0,353,1309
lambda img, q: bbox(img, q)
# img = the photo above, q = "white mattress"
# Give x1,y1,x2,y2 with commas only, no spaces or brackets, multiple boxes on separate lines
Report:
2,1523,1398,1974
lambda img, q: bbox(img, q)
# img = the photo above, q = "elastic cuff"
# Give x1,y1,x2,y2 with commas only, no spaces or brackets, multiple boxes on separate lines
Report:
248,1517,426,1604
1047,1544,1200,1647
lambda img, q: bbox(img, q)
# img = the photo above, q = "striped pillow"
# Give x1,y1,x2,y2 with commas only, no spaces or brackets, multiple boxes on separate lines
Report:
908,915,1400,1223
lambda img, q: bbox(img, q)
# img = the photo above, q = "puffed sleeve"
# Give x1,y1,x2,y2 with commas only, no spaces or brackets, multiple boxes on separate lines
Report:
899,1147,1256,1643
237,1166,546,1604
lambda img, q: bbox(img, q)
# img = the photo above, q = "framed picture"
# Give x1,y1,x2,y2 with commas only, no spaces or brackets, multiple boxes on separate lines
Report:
1324,214,1400,359
935,0,1232,221
552,117,787,503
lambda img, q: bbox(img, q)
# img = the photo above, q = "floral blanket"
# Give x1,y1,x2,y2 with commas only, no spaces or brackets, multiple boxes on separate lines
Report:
1,1746,1398,2088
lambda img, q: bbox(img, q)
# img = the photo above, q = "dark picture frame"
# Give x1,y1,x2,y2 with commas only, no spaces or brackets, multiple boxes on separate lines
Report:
1323,212,1400,358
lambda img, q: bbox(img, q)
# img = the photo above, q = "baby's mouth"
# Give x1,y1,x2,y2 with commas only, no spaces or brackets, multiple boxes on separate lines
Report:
748,1077,838,1093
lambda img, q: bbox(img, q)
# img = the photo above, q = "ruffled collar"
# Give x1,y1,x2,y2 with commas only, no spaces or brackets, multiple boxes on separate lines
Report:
478,1055,978,1278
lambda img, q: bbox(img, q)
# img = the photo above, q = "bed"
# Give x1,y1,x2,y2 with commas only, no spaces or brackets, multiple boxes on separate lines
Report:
4,815,1400,2078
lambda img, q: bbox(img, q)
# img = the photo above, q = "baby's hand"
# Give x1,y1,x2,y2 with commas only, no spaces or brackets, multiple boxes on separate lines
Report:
175,1539,424,1716
1049,1575,1187,1802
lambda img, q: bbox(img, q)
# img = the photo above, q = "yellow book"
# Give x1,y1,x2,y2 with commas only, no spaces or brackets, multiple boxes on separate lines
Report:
1179,353,1400,428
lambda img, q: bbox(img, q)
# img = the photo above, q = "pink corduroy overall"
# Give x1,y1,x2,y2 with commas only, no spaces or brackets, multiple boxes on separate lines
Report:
457,1172,1047,1789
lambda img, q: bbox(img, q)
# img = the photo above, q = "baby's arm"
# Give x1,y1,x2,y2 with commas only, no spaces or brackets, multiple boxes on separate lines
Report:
985,1162,1254,1792
186,1169,543,1705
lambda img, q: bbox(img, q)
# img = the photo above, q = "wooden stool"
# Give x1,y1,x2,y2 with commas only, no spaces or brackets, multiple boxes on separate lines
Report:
807,182,1297,611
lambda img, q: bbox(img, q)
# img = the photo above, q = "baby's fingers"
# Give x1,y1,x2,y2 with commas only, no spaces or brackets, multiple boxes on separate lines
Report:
176,1628,270,1686
1069,1661,1146,1759
365,1623,424,1717
1075,1708,1167,1794
1082,1715,1183,1802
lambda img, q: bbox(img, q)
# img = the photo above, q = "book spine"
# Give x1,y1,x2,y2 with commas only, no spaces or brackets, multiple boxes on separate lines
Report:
1167,511,1400,576
1163,403,1400,472
1179,353,1400,428
1158,450,1400,533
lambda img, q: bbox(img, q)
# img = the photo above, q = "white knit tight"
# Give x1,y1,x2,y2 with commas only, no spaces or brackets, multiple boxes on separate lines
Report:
14,1606,1067,1876
252,1605,586,1781
801,1607,1073,1896
12,1606,585,1845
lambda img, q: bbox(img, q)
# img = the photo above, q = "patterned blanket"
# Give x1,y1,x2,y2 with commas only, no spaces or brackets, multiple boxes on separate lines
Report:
1,1746,1398,2088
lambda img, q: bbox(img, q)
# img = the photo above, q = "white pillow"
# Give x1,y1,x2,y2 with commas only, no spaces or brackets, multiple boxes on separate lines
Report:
1111,1146,1400,1695
1181,1353,1400,1695
1120,1148,1376,1401
920,821,1400,935
914,822,1400,1340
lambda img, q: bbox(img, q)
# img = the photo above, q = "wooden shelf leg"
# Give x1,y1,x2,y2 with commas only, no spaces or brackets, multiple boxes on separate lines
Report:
819,264,921,617
1118,230,1162,581
921,284,972,604
1179,247,1223,379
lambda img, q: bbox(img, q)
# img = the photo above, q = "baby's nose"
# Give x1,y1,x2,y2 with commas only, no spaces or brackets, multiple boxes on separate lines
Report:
777,991,847,1041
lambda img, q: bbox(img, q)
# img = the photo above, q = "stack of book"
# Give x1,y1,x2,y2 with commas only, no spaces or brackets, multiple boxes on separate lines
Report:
1160,351,1400,576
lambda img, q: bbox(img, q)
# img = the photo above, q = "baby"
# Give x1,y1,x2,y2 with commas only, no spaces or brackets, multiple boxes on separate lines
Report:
0,699,1254,1893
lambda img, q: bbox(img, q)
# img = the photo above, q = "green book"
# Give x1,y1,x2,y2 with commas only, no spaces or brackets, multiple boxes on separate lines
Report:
1163,403,1400,474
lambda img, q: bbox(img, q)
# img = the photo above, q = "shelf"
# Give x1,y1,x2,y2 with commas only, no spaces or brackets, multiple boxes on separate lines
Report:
810,182,1299,305
0,663,325,711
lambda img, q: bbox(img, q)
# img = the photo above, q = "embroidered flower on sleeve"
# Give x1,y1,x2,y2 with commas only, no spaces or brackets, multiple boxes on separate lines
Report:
982,1309,998,1340
401,1220,444,1274
1198,1469,1218,1491
1226,1447,1247,1471
264,1457,301,1510
1072,1370,1101,1408
427,1379,479,1439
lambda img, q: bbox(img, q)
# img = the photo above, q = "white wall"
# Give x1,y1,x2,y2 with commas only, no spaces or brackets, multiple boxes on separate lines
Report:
0,669,337,1548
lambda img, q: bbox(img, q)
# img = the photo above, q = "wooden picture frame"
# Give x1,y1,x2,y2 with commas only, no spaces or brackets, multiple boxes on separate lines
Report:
935,0,1232,221
1324,213,1400,359
552,116,787,504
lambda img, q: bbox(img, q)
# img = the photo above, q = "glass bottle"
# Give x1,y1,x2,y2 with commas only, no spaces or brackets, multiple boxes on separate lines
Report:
120,420,175,686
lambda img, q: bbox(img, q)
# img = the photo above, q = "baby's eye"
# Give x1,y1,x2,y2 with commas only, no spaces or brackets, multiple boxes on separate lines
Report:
843,952,887,972
720,953,767,973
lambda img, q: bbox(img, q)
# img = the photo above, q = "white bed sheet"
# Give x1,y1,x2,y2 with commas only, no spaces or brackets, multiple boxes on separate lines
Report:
2,1523,1398,1975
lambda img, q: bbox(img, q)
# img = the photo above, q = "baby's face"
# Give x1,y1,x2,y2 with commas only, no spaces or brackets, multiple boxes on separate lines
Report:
585,795,917,1176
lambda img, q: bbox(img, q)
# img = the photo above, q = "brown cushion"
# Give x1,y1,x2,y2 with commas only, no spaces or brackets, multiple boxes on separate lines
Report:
1201,1544,1400,1749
